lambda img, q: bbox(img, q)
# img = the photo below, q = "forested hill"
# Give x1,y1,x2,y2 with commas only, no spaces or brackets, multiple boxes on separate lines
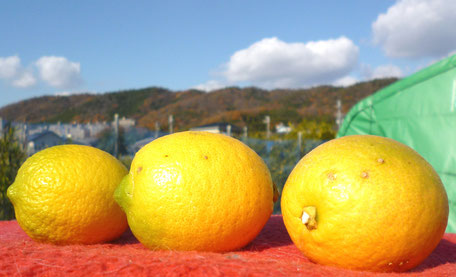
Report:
0,78,397,131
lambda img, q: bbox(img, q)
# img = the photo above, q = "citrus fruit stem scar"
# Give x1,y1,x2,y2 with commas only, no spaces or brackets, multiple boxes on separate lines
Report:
301,206,317,230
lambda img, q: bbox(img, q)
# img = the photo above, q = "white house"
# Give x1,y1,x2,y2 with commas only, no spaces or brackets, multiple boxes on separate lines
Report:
190,122,242,136
275,122,292,134
118,116,135,129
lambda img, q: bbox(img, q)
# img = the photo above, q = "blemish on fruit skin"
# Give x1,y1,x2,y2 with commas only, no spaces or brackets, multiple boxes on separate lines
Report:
137,167,143,173
204,155,208,160
164,155,169,158
327,173,336,181
387,260,408,267
377,158,385,164
361,171,369,178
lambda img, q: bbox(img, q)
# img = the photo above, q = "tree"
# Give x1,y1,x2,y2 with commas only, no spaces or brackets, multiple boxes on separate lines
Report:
243,137,301,214
0,124,26,220
288,118,337,140
95,127,128,157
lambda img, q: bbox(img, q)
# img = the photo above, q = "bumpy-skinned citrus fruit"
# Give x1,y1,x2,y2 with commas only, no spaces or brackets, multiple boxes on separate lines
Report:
7,145,128,244
281,135,448,272
114,131,276,252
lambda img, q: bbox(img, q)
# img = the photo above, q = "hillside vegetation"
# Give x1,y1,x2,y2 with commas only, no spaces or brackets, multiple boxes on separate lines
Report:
0,78,397,132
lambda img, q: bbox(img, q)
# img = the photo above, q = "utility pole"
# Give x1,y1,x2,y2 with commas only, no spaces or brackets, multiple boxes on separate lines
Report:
264,115,271,139
297,131,303,156
22,123,28,151
336,99,343,130
114,113,119,157
168,114,174,134
155,121,160,138
243,126,248,140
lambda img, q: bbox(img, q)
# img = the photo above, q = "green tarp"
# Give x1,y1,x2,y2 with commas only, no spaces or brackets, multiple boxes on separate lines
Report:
337,54,456,233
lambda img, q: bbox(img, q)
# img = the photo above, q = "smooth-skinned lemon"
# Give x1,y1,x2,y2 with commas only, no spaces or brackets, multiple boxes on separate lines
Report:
114,131,277,252
281,135,448,272
7,145,128,245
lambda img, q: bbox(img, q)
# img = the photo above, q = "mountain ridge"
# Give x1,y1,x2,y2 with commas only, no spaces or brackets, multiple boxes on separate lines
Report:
0,78,397,131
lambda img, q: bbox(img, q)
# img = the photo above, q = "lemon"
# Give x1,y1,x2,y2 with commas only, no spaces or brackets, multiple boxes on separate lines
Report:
281,135,448,272
7,145,128,245
114,131,276,252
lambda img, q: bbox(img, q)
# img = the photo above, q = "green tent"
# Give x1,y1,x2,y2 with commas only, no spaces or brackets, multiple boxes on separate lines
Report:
337,54,456,233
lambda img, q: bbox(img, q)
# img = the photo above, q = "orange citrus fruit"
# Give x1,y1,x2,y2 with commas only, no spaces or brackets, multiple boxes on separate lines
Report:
281,135,448,272
114,131,277,252
7,145,128,244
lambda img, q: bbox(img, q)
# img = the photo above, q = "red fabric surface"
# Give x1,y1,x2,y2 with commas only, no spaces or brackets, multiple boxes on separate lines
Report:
1,215,455,277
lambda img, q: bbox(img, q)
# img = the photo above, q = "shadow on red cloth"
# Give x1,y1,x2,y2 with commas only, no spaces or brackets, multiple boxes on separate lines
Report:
112,228,138,245
412,237,456,272
111,215,294,250
242,215,294,251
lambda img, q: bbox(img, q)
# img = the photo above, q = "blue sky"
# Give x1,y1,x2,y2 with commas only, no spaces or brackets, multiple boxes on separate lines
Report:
1,0,456,107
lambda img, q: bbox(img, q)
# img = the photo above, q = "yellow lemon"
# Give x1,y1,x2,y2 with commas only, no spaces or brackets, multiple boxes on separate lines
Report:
281,135,448,272
7,145,128,244
114,131,276,252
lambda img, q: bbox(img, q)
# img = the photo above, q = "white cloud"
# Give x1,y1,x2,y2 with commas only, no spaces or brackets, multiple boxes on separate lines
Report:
0,55,83,90
12,71,37,88
54,91,73,96
362,64,403,80
36,56,82,89
0,56,21,79
222,36,359,88
193,80,226,92
371,65,403,79
0,55,37,88
333,76,359,87
54,90,94,96
373,0,456,58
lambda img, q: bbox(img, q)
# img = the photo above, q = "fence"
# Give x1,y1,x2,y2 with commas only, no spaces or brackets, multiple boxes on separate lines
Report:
0,126,324,220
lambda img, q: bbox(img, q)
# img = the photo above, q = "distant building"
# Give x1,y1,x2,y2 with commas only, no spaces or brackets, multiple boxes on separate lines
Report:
85,122,109,137
275,122,292,134
11,122,29,143
2,116,135,144
190,122,242,136
26,121,110,146
27,131,64,154
118,116,135,129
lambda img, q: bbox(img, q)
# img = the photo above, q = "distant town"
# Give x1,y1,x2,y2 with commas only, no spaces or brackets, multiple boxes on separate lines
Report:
0,115,134,154
0,114,296,157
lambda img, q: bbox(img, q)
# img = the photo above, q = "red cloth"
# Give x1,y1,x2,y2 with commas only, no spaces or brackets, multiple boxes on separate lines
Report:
1,215,455,277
